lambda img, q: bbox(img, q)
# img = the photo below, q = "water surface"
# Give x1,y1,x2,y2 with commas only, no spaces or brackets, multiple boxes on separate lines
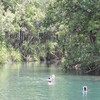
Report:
0,63,100,100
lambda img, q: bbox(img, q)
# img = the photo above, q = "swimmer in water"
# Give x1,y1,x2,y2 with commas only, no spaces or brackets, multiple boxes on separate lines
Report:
48,77,52,82
47,74,55,85
83,86,88,94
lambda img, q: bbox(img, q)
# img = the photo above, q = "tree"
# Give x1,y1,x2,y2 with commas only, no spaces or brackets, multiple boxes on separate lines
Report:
44,0,100,73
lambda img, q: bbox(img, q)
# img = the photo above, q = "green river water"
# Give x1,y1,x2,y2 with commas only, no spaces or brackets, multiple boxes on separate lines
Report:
0,63,100,100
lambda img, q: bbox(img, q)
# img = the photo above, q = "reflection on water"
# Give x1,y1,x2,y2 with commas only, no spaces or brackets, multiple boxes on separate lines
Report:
0,63,100,100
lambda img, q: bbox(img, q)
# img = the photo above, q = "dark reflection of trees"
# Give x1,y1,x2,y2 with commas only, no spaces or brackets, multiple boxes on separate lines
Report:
46,60,62,67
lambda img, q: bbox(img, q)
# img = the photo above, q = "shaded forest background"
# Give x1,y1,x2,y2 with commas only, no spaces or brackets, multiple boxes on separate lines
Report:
0,0,100,74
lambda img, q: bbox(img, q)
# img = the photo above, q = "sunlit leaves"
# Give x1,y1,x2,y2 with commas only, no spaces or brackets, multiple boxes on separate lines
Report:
3,10,15,32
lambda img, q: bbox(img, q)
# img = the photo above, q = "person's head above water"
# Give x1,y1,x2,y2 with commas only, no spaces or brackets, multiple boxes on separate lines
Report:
83,86,88,92
84,87,86,91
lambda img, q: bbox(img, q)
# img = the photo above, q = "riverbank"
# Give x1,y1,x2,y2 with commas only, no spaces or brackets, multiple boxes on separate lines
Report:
0,44,100,76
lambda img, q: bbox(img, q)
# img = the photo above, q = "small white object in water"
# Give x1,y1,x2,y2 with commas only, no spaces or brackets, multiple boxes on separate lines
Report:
47,74,55,85
83,86,88,94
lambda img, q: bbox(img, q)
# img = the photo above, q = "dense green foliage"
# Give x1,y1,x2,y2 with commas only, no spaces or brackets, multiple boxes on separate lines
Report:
43,0,100,74
0,0,100,74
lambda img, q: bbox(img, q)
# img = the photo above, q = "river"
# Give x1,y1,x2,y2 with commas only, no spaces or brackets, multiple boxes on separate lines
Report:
0,62,100,100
